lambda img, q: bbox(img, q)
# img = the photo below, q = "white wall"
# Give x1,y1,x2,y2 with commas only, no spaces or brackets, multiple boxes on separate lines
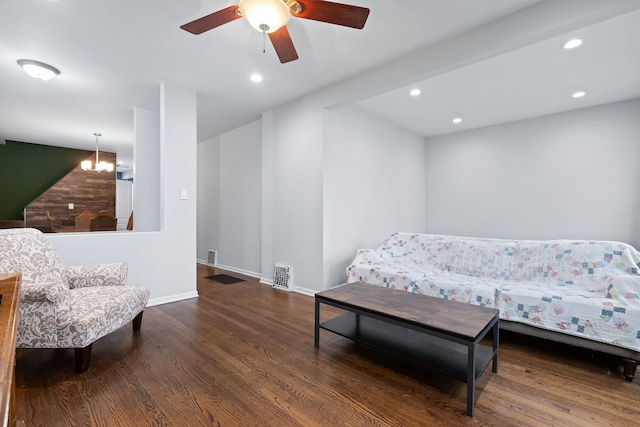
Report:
323,106,427,288
197,120,262,276
256,0,631,294
424,98,640,247
48,83,198,306
197,136,220,263
260,111,276,283
115,179,133,230
262,99,325,293
218,120,262,274
196,1,639,294
133,107,160,232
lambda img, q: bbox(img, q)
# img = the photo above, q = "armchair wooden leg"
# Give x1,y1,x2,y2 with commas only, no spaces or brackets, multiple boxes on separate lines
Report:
75,344,92,373
132,311,144,332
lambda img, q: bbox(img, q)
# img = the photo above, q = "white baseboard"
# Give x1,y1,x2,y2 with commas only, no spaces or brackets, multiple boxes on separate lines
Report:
145,262,319,307
259,277,273,286
196,259,261,279
292,286,316,296
147,291,199,307
197,260,317,296
260,278,315,295
216,264,261,279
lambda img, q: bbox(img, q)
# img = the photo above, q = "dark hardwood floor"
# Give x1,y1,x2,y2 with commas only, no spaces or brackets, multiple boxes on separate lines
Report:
14,264,640,426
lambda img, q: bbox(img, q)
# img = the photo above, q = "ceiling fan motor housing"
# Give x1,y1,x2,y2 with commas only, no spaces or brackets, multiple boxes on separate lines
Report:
236,1,303,18
181,0,370,63
288,1,302,15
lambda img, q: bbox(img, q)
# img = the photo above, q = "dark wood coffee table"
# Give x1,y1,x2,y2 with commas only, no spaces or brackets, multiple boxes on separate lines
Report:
314,282,499,416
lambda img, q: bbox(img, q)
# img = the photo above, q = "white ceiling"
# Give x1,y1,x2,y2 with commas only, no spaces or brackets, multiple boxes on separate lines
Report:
1,0,639,170
355,7,640,137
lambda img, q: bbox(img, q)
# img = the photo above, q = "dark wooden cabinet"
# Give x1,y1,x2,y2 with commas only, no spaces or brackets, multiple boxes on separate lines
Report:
0,273,21,427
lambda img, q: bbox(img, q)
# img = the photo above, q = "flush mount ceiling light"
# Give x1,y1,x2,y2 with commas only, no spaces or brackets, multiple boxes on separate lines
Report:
250,73,263,82
572,91,586,98
81,133,114,173
409,89,421,96
563,38,583,49
17,59,60,80
452,117,462,124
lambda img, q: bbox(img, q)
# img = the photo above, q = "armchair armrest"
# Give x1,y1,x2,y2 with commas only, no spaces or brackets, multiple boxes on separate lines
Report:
20,282,50,302
64,262,128,289
20,281,70,311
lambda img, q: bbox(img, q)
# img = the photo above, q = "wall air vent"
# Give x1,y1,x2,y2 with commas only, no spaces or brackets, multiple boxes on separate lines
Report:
273,263,292,291
207,249,218,266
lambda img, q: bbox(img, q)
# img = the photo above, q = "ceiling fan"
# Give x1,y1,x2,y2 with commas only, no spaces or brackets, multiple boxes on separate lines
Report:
180,0,370,63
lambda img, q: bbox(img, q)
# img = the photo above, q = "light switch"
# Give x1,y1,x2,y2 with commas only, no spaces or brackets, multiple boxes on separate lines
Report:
180,189,188,200
68,203,74,209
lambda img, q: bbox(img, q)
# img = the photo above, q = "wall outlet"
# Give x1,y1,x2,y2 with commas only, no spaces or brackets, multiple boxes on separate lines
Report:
68,203,74,209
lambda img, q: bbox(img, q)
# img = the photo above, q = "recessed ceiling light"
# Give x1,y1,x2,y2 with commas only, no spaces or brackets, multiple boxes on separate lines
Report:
563,39,583,49
17,59,60,80
409,88,421,96
452,117,462,124
250,73,263,82
572,91,586,98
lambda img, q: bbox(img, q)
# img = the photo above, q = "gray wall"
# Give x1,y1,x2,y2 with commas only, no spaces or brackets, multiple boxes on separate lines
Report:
195,1,640,293
424,98,640,247
52,83,198,306
323,106,427,288
197,120,262,276
196,134,220,264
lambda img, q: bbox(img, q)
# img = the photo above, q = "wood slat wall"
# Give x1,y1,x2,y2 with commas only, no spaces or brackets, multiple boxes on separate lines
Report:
24,152,116,232
12,265,640,426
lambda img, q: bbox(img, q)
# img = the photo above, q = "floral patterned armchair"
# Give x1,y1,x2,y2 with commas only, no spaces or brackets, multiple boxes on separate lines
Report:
0,228,150,372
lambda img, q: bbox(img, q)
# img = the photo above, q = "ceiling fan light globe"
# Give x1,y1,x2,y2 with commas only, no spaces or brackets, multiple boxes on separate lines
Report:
239,0,290,33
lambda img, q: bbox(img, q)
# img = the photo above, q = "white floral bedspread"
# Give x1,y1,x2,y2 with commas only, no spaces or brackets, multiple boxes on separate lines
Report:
346,233,640,352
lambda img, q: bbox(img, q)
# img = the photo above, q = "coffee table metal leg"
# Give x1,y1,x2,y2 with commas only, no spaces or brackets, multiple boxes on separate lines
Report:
467,342,475,416
492,321,499,373
314,299,320,347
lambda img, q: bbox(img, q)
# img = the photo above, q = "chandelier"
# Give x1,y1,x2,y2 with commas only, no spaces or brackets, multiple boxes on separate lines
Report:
81,133,114,172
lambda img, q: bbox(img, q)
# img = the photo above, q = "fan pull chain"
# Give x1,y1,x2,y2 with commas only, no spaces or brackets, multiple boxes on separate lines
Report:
258,23,270,54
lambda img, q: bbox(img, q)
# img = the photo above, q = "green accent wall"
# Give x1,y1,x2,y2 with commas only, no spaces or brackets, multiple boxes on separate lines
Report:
0,141,92,220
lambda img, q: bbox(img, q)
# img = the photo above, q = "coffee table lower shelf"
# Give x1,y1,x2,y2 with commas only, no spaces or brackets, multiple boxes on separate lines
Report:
320,312,495,383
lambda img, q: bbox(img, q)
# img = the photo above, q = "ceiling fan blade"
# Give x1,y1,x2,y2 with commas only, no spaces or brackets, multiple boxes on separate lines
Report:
268,26,299,63
180,6,241,35
295,0,370,29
